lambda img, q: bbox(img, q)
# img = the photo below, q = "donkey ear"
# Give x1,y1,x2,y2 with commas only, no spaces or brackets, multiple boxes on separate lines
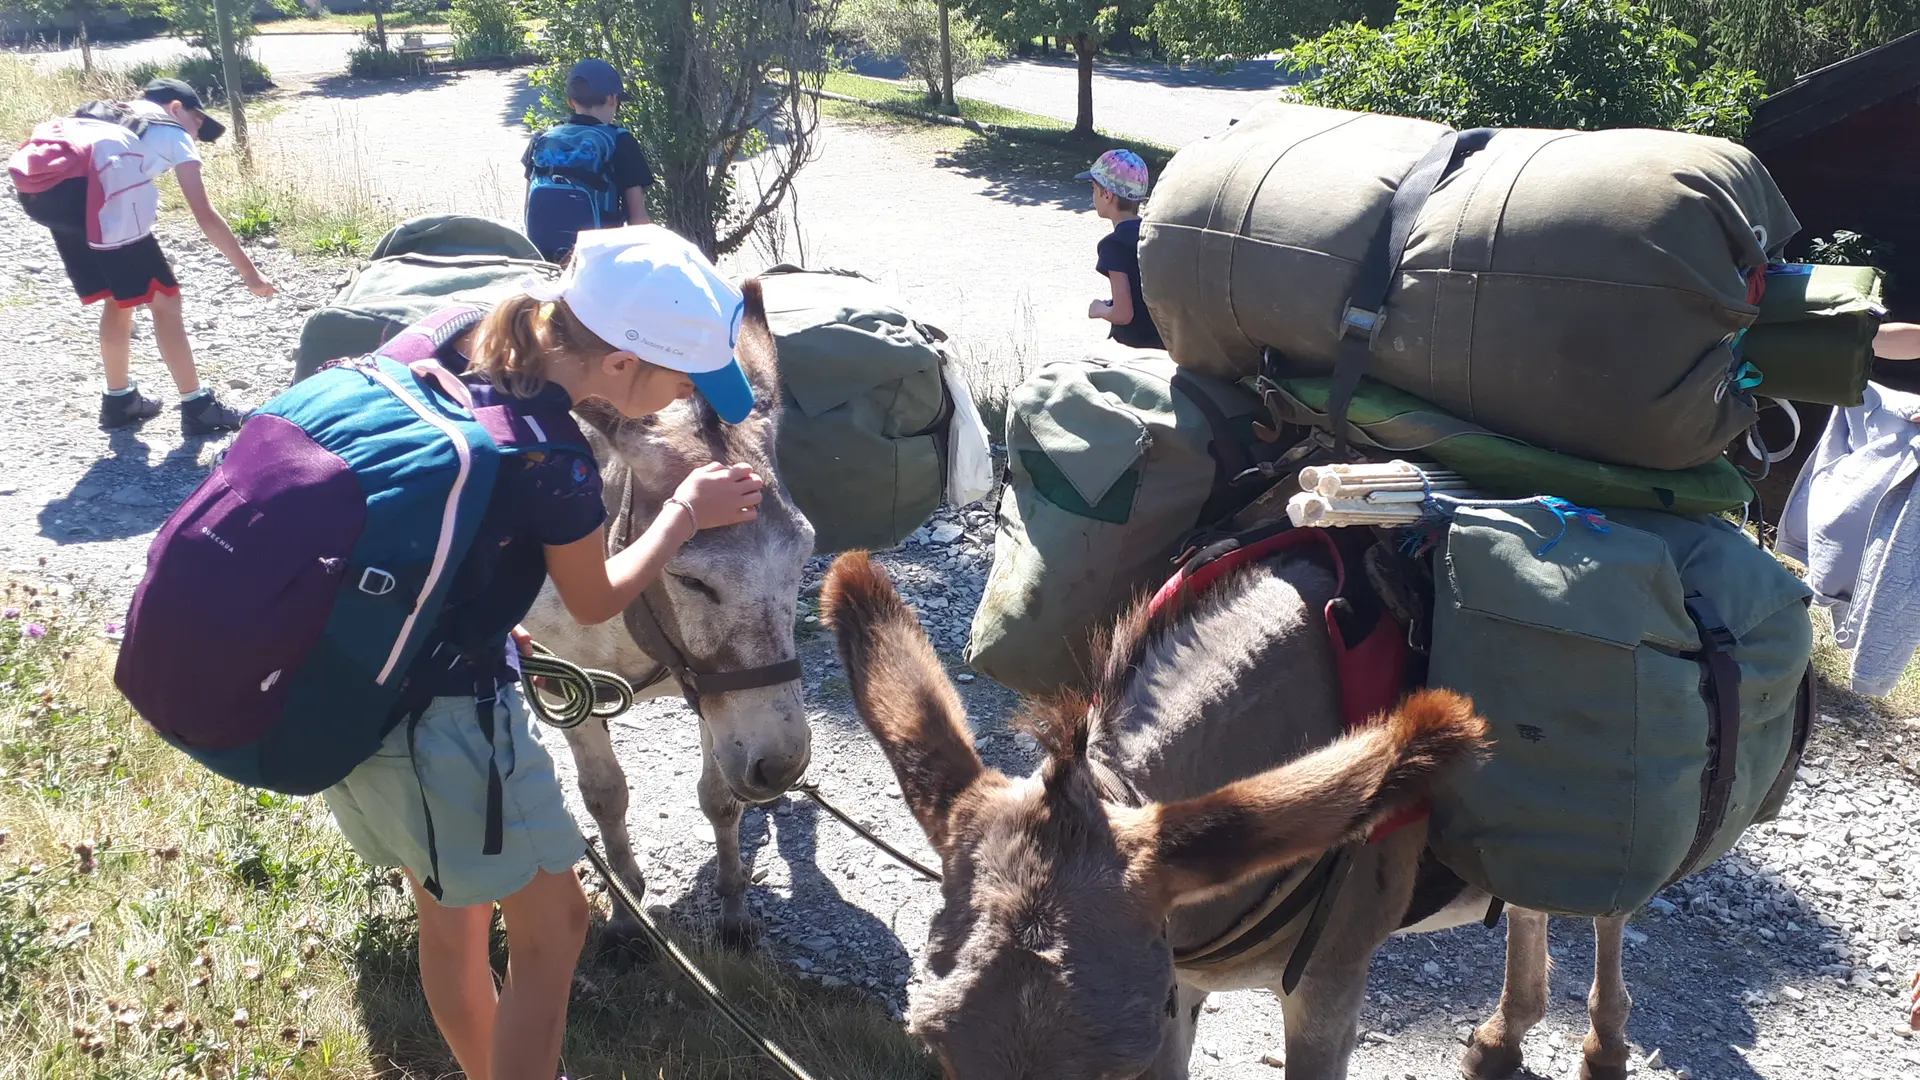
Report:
736,278,782,408
822,552,987,853
1127,690,1488,909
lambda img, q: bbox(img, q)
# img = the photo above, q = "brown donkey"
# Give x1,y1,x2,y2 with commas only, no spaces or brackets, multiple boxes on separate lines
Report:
822,550,1510,1080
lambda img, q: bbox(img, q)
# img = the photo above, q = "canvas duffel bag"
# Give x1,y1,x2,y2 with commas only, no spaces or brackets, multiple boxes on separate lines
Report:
293,214,554,382
1426,506,1814,917
966,346,1281,696
1264,375,1755,514
1140,101,1800,471
759,266,971,555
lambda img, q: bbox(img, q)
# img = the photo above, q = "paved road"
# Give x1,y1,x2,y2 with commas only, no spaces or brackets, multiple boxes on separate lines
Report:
955,56,1296,148
27,30,449,81
33,37,1281,150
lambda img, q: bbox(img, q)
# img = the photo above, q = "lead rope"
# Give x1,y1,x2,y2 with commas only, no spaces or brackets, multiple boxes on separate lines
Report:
582,842,828,1080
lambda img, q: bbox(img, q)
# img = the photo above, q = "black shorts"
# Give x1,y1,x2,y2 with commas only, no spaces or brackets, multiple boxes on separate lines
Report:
51,230,179,308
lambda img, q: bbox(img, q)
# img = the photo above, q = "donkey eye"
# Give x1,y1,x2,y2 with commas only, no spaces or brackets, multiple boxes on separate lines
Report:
671,573,720,603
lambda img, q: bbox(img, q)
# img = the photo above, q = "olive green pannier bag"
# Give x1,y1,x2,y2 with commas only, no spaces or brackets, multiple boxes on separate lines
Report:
1426,506,1814,918
1140,101,1799,471
1264,376,1755,515
294,214,554,382
1740,264,1888,407
758,266,952,555
967,347,1282,696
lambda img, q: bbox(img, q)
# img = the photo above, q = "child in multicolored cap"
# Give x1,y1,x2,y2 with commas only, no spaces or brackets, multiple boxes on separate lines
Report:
1078,148,1163,350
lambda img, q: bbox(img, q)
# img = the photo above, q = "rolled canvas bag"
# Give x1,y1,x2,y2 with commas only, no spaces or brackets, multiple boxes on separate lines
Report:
1740,263,1887,407
1140,101,1800,471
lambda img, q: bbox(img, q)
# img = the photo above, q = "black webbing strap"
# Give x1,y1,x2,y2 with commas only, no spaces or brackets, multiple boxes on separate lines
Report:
476,679,505,858
406,710,446,902
1672,593,1742,883
1282,846,1355,994
1326,128,1494,456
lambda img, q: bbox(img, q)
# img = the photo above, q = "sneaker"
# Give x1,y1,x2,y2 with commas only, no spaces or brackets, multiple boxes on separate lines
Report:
180,392,248,437
100,389,164,430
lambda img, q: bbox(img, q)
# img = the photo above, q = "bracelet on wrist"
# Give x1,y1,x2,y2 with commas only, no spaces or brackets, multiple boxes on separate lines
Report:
665,496,699,542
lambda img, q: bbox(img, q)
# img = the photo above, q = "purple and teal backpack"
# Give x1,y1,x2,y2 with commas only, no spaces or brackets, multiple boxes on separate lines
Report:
115,307,589,794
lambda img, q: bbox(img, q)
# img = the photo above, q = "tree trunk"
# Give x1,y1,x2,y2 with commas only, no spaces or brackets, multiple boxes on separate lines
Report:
938,0,955,113
78,15,92,74
213,0,252,169
1073,34,1096,137
374,9,388,53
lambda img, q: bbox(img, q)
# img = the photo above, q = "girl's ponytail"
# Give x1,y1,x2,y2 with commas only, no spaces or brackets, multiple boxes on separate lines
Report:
469,292,619,398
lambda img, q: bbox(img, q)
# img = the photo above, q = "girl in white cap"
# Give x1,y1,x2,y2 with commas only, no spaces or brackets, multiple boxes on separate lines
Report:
320,225,763,1080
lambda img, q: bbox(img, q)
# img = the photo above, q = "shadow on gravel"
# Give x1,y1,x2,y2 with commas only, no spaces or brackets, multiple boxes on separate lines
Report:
37,431,201,543
663,798,916,996
499,69,543,131
935,131,1168,211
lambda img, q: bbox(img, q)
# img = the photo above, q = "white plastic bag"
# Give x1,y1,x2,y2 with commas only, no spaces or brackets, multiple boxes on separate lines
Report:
942,362,996,508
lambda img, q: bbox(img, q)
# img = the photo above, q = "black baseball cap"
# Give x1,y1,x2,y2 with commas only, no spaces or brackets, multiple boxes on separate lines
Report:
142,77,226,143
566,58,627,103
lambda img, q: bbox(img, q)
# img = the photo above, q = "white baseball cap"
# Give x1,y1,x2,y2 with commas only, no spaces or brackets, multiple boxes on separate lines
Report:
521,225,756,423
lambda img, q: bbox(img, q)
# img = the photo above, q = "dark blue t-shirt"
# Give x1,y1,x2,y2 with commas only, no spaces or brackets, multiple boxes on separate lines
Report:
1096,217,1164,350
406,338,607,694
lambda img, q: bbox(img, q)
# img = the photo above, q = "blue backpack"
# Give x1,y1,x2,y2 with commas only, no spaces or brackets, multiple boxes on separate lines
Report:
115,306,590,796
524,122,624,261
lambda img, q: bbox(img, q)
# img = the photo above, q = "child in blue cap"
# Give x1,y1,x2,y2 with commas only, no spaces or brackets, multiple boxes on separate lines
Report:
523,58,656,262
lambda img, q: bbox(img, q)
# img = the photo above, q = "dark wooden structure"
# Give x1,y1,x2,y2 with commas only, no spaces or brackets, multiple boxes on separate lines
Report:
1748,28,1920,317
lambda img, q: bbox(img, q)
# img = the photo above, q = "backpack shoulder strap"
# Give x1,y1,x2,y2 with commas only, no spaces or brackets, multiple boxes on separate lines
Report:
471,404,589,455
374,305,489,365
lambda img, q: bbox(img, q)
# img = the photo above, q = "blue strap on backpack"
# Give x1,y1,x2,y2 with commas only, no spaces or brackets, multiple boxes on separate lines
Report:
524,122,624,260
115,306,590,807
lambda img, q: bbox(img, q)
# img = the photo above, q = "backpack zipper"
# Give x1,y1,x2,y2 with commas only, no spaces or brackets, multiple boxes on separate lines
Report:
362,364,474,686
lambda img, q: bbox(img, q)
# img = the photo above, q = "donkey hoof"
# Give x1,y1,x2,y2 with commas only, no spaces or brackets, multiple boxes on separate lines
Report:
598,921,656,964
718,916,761,952
1460,1039,1525,1080
1579,1062,1628,1080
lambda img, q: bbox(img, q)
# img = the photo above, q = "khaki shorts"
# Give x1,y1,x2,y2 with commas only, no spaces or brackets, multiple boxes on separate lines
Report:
324,685,585,908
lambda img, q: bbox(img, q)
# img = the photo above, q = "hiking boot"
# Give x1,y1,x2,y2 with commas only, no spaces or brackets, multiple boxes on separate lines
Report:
180,391,248,437
99,388,164,430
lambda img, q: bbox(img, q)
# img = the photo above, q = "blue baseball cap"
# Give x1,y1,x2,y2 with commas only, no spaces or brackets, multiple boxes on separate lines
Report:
566,58,626,103
522,226,756,424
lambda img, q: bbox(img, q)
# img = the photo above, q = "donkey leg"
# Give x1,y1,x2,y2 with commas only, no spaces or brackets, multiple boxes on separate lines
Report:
1580,916,1633,1080
697,739,755,949
562,719,650,955
1462,907,1550,1080
1274,957,1373,1080
1140,982,1210,1080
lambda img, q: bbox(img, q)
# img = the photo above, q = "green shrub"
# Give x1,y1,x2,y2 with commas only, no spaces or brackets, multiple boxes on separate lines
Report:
1287,0,1763,138
450,0,527,60
312,221,369,256
122,54,274,98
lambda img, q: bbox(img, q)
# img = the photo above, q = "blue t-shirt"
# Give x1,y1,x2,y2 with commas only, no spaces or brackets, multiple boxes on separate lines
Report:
1096,217,1164,350
406,339,607,694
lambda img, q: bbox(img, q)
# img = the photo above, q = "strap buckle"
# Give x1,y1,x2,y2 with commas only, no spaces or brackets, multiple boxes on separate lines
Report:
358,567,397,596
1339,302,1383,342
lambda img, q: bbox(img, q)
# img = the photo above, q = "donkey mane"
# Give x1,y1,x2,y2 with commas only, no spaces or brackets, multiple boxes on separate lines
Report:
1013,562,1273,773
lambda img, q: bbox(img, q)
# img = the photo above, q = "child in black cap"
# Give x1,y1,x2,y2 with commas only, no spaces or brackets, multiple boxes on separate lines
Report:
13,77,274,434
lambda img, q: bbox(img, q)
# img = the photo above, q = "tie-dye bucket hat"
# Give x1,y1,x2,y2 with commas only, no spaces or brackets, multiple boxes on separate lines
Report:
1076,148,1150,202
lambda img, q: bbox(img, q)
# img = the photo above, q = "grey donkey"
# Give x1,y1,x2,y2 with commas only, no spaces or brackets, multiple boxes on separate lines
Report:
521,279,815,949
823,547,1636,1080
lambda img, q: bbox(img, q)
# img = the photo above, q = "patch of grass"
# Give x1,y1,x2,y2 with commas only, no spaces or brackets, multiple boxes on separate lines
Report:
0,580,935,1079
0,55,132,144
819,70,1175,170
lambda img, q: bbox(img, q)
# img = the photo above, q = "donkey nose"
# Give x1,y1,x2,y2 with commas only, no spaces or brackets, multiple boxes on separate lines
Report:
750,751,808,795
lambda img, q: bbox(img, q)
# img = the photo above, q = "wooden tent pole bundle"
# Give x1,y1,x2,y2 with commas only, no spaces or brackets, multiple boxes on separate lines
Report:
1288,460,1481,528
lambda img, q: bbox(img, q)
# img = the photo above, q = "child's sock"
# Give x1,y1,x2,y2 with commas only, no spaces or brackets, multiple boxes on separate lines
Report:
104,385,136,397
180,388,211,404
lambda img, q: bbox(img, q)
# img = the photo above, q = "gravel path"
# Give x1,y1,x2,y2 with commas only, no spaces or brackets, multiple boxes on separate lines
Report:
954,56,1296,148
3,50,1918,1080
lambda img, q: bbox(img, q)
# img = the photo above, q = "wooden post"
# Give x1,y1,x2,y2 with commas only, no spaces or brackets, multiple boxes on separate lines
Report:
213,0,252,169
938,0,956,113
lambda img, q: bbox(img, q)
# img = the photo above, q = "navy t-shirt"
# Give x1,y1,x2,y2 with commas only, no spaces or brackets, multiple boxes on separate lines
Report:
406,335,607,693
1096,217,1164,350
